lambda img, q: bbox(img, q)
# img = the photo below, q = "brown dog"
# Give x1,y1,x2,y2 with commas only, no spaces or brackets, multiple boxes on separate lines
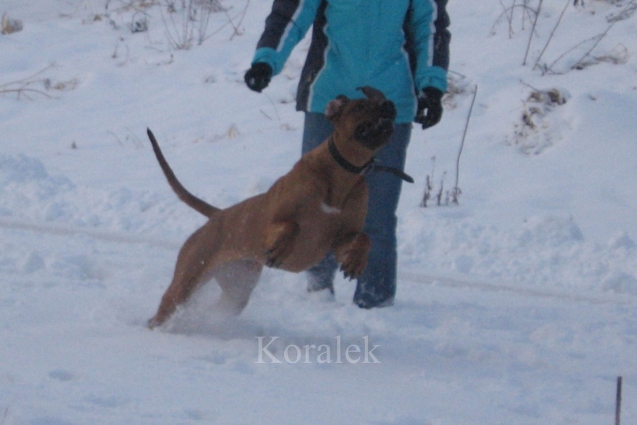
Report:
146,86,397,328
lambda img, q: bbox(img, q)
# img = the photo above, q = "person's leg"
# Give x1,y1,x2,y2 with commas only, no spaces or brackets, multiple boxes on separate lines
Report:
302,112,334,152
353,123,412,308
302,113,339,294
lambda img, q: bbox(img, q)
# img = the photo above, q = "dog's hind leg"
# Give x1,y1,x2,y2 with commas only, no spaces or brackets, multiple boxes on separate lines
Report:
148,222,222,329
214,260,263,315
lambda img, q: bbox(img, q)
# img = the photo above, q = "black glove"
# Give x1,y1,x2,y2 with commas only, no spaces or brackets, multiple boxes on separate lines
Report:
415,87,444,129
244,63,273,93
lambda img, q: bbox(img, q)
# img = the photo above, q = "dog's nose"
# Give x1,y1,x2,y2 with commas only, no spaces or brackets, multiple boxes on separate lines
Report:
377,118,394,137
380,101,396,121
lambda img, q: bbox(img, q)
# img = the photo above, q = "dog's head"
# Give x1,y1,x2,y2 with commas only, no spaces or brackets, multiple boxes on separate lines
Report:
326,87,396,151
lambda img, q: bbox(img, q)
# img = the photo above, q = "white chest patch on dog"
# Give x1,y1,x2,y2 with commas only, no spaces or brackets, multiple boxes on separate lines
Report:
321,202,342,215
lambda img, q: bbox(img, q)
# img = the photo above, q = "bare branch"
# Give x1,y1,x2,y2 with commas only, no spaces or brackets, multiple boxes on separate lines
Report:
523,0,543,66
491,4,537,37
0,64,58,100
453,85,478,205
569,22,617,70
533,0,571,70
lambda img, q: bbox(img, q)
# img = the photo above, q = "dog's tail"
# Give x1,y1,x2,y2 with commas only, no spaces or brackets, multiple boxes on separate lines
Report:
147,128,220,217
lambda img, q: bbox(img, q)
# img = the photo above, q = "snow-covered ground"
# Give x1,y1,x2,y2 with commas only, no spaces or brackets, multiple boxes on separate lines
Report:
1,0,636,423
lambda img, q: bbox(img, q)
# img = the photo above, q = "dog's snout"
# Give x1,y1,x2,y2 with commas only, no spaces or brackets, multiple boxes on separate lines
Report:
377,117,394,138
380,101,396,121
378,117,393,129
354,123,372,141
354,116,393,146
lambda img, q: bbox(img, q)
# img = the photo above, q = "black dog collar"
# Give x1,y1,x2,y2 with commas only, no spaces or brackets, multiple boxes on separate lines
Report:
328,137,414,183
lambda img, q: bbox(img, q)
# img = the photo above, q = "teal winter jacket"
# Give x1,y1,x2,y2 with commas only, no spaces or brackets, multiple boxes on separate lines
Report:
252,0,450,123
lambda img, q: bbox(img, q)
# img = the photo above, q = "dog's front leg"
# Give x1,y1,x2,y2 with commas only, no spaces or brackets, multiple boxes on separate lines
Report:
334,232,371,280
263,220,300,268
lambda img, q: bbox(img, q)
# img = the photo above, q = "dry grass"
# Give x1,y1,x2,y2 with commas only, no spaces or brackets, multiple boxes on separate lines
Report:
509,86,569,155
1,12,23,34
0,64,80,100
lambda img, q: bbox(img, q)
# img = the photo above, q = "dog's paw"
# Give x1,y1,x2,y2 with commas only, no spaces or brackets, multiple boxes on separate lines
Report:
147,318,159,330
264,243,293,268
264,250,285,268
339,252,368,280
147,315,165,330
335,233,370,279
264,238,293,268
263,221,299,268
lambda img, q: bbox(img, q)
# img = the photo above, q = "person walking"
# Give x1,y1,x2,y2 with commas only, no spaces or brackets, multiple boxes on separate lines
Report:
245,0,450,308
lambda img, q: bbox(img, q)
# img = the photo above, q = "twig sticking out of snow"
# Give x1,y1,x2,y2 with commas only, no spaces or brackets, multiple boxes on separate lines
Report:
0,64,57,100
615,376,623,425
452,85,478,205
523,0,543,66
532,0,571,70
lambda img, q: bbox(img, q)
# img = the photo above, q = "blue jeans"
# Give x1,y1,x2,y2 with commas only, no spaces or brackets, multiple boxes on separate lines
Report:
302,112,412,308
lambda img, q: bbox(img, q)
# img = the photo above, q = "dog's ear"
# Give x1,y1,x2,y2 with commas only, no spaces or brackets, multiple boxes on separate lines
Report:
357,86,386,102
326,95,349,122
